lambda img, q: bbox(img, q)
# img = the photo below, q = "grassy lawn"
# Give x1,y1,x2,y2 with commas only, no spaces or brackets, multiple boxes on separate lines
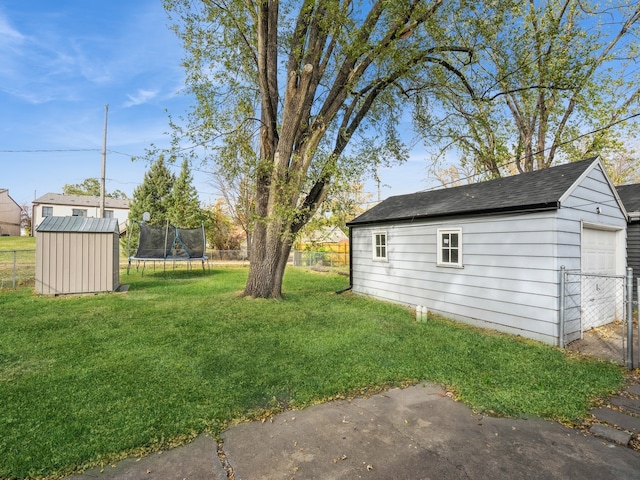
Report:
0,267,624,478
0,236,36,251
0,237,36,289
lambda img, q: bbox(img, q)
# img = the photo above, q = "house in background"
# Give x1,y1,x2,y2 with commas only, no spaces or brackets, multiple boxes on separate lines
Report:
32,193,130,236
295,225,349,248
294,226,350,266
0,189,22,236
616,183,640,302
347,157,627,346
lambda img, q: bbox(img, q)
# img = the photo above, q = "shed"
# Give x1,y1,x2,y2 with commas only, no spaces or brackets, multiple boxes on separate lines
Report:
36,216,120,295
347,158,628,346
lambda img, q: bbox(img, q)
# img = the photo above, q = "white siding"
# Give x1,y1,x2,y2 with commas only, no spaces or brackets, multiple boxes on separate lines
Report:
352,211,562,344
32,202,129,235
557,163,627,341
350,162,627,346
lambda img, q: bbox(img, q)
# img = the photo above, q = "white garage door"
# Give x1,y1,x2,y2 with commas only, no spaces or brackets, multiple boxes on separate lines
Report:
581,227,622,330
582,228,618,274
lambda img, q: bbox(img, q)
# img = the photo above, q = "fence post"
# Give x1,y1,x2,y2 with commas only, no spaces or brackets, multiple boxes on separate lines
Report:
626,267,634,369
559,266,566,348
12,250,17,289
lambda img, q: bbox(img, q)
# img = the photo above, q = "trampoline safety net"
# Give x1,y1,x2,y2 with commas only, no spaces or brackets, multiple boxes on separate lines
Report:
128,222,207,274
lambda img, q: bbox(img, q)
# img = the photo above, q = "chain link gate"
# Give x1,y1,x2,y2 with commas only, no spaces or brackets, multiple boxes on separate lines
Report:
560,267,635,368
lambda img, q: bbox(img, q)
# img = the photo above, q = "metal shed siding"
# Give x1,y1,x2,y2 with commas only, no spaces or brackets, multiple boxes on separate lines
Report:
350,162,626,346
35,217,120,294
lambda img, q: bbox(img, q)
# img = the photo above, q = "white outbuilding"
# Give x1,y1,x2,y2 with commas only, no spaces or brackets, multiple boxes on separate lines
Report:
347,157,628,346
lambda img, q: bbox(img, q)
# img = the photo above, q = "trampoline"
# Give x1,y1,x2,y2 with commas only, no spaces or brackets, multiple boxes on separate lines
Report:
127,221,208,275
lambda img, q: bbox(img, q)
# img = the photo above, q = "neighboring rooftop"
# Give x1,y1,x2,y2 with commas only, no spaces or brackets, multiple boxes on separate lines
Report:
348,157,601,226
33,193,130,209
616,184,640,213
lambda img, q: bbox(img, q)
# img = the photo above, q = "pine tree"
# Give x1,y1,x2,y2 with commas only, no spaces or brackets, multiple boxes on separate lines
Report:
167,159,203,228
127,155,175,227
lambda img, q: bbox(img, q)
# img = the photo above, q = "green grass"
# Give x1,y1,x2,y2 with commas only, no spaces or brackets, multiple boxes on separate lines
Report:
0,237,36,289
0,267,624,478
0,236,35,251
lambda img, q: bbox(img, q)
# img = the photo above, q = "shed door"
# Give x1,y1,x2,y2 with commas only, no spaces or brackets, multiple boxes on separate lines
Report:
581,227,622,330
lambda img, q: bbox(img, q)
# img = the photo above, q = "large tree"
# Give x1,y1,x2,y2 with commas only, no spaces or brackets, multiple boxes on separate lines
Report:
414,0,640,180
62,178,128,199
166,0,473,298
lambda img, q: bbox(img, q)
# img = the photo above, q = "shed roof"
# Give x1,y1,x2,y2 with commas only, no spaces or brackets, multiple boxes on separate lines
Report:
616,184,640,214
33,193,130,209
36,216,119,233
348,157,601,226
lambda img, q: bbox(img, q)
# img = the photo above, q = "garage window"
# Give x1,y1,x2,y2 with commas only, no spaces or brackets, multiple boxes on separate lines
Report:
437,228,462,267
372,232,387,261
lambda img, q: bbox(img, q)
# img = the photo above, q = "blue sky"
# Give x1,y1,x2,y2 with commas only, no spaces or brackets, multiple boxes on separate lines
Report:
0,0,433,208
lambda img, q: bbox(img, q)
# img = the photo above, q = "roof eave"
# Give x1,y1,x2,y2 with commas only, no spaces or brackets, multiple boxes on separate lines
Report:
347,202,560,228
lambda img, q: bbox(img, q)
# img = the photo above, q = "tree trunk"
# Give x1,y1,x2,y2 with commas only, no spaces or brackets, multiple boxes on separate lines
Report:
243,222,292,298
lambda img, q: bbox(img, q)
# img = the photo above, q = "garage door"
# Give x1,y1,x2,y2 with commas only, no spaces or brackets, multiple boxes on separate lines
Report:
581,227,622,330
582,228,618,274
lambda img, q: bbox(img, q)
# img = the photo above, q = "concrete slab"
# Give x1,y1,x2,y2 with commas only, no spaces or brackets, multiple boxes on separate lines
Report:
610,396,640,415
66,434,225,480
222,384,640,480
628,384,640,396
591,407,640,433
590,424,632,446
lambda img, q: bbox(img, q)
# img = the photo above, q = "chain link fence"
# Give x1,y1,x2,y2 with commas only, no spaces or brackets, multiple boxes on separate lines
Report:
0,249,36,289
292,250,349,275
560,268,635,367
1,248,350,289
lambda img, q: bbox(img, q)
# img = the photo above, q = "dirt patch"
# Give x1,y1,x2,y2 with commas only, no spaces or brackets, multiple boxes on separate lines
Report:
565,321,639,366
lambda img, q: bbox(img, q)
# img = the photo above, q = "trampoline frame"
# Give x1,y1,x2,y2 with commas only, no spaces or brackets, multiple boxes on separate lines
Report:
127,220,208,275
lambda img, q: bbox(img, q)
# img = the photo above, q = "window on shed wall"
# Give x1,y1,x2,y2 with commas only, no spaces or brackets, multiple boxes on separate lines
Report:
42,206,53,217
372,231,387,261
72,209,87,217
437,228,462,267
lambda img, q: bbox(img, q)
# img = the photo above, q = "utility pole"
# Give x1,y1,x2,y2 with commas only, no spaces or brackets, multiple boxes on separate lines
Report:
99,104,108,218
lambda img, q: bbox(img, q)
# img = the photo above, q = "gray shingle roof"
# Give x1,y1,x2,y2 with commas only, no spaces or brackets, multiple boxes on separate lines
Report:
616,184,640,213
32,193,130,209
36,216,119,233
348,158,598,226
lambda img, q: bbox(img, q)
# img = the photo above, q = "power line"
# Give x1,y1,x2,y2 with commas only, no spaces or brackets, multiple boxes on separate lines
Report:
422,111,640,191
0,148,101,153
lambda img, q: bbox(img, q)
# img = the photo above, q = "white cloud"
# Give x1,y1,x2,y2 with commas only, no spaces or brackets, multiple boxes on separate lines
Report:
124,88,160,107
0,11,24,43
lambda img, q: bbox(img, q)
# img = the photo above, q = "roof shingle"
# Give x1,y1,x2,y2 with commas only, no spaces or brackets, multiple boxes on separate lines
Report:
348,158,598,226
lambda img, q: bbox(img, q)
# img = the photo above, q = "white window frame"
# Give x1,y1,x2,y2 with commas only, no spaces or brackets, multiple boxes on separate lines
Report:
72,209,87,217
372,231,388,261
42,206,53,217
437,228,462,267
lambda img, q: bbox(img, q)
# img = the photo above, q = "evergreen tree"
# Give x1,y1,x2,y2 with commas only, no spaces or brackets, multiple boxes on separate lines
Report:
127,155,175,227
167,159,204,228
